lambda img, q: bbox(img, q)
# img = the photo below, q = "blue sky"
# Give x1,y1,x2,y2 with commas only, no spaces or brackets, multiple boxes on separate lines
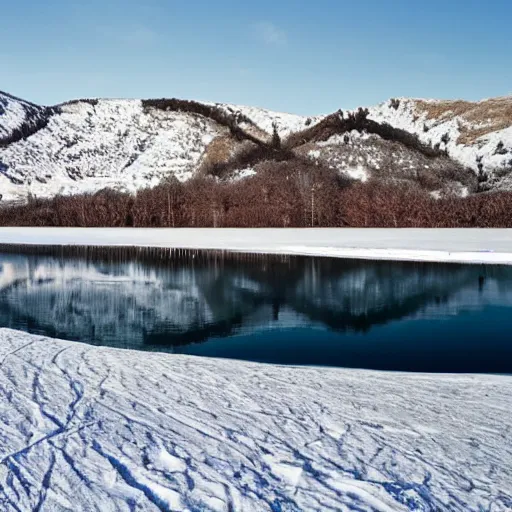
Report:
3,0,512,114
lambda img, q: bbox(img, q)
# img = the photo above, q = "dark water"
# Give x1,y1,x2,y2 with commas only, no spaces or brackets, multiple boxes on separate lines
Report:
0,248,511,372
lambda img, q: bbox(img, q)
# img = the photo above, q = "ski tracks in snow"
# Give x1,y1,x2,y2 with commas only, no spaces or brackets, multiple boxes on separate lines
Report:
0,328,511,511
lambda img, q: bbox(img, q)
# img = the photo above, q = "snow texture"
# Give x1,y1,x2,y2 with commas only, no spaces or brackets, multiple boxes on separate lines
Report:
0,97,219,202
231,167,257,181
1,227,512,265
368,98,512,176
0,94,322,203
303,130,468,192
0,92,48,139
0,328,510,511
210,102,324,138
1,92,511,202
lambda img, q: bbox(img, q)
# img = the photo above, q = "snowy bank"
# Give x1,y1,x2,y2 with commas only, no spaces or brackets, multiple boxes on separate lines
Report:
1,227,512,264
0,328,510,511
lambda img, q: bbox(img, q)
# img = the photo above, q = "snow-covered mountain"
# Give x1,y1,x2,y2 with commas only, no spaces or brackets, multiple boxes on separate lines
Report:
369,96,512,188
0,90,511,202
0,91,57,142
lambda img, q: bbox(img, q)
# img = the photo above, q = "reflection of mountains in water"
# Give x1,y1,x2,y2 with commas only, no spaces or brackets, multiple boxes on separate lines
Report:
0,249,511,351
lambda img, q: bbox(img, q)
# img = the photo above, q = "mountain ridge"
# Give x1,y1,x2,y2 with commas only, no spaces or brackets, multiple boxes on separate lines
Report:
0,90,511,203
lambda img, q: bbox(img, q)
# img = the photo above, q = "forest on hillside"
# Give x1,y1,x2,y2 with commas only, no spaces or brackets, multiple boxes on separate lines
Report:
1,161,512,228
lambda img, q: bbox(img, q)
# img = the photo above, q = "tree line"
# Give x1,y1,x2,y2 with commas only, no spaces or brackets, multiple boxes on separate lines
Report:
1,161,512,228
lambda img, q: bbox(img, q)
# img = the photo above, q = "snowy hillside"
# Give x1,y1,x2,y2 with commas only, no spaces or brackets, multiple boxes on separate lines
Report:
0,90,511,202
0,96,220,201
212,101,324,138
369,97,512,187
0,327,510,511
0,92,325,202
0,91,56,145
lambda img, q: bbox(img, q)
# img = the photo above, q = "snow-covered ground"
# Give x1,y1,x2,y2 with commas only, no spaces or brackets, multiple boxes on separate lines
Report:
212,102,324,138
0,92,50,140
0,99,220,201
368,97,512,175
0,328,510,511
1,227,512,264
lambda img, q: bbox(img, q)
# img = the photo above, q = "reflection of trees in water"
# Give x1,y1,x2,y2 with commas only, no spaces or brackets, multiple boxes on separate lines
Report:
0,251,511,350
202,257,502,334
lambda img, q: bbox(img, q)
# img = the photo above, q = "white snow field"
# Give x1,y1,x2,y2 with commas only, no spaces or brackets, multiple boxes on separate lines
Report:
1,227,512,264
0,328,510,511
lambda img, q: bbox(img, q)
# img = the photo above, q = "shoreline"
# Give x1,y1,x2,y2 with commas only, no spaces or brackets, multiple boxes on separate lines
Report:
0,227,512,264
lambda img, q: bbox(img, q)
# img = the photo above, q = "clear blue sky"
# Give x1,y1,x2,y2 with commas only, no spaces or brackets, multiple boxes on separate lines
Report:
3,0,512,114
